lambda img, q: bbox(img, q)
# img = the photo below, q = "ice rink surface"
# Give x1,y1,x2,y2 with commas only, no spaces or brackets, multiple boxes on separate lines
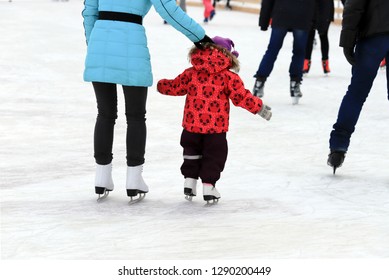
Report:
1,0,389,268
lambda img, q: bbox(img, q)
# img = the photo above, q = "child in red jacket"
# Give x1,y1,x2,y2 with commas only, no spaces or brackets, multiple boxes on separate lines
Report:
157,36,272,203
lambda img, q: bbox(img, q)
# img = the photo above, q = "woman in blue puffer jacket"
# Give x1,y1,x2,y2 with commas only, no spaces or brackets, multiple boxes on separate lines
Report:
82,0,212,201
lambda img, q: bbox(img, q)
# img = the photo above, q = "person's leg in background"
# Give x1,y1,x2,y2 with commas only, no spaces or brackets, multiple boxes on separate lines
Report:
253,27,288,97
289,29,308,103
319,30,331,73
303,28,315,74
328,35,389,172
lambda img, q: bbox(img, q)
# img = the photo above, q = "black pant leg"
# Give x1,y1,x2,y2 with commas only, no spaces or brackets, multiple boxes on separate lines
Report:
200,133,228,186
93,82,118,165
305,28,315,60
122,86,148,166
180,130,203,180
319,32,329,60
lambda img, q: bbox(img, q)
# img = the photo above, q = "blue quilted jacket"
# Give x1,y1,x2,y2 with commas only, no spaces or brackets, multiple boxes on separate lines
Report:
82,0,205,86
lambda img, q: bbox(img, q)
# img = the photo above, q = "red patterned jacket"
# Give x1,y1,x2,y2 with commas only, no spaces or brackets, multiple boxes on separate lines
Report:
157,47,264,134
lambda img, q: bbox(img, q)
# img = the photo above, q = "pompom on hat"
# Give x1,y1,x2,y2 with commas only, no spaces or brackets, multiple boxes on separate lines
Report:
212,36,239,58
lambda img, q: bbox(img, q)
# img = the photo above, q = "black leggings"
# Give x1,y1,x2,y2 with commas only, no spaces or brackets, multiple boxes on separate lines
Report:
92,82,147,166
305,28,329,61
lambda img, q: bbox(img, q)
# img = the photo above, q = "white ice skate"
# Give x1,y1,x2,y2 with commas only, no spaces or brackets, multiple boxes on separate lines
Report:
203,183,220,204
184,178,197,201
95,163,114,201
126,165,149,204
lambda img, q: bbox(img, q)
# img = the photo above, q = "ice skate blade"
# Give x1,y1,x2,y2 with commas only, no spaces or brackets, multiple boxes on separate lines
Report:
185,195,195,201
96,190,111,202
327,152,345,175
96,186,111,202
204,199,219,206
203,194,220,205
184,187,196,201
292,96,300,105
328,162,342,174
126,188,148,196
128,193,146,204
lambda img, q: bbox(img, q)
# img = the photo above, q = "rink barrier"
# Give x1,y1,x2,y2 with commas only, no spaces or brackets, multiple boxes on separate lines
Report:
186,0,344,25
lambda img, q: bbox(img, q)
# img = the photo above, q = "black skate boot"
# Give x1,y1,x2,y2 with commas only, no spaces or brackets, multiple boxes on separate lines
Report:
253,77,265,97
290,80,302,105
327,151,346,174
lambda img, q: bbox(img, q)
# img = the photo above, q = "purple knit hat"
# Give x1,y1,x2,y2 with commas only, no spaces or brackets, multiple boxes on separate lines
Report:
212,36,239,58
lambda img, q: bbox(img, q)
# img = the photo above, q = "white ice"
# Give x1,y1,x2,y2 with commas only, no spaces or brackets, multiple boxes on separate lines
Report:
1,0,389,260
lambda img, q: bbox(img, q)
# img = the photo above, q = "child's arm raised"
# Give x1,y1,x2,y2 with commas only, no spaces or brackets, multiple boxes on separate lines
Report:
228,73,272,121
157,69,192,96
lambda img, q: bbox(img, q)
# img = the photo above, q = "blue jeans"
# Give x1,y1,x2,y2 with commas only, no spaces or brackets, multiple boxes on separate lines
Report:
329,34,389,151
255,28,308,81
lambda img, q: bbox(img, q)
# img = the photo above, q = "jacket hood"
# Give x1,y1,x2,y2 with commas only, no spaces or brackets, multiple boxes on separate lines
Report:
190,48,232,74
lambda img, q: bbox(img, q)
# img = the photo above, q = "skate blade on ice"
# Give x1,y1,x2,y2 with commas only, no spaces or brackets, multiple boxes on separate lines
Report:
203,195,220,206
96,187,112,202
327,151,345,175
292,96,300,105
128,193,146,204
127,189,147,204
204,199,219,207
184,190,196,201
97,191,110,202
331,163,343,175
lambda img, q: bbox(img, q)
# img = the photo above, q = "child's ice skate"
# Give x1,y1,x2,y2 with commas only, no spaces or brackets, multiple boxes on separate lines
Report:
184,178,197,201
203,183,220,204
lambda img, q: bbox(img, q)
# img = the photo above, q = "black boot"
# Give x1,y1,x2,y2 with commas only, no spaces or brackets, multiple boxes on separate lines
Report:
290,80,302,104
327,151,346,174
253,77,266,97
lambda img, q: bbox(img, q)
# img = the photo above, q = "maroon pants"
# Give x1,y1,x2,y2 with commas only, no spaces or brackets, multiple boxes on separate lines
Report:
180,130,228,186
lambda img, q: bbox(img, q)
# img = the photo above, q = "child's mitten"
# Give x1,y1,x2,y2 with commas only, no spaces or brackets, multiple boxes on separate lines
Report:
258,104,272,121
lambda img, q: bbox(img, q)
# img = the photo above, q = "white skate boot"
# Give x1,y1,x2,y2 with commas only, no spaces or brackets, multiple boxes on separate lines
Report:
203,183,221,204
126,165,149,203
184,178,197,201
95,163,114,201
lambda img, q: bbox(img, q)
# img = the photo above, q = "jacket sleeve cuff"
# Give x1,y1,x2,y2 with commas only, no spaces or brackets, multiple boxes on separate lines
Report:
339,30,357,48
